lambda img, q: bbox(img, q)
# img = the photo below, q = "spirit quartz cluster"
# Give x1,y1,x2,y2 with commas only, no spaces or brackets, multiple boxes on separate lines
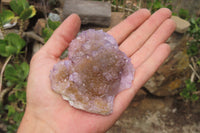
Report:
50,29,134,115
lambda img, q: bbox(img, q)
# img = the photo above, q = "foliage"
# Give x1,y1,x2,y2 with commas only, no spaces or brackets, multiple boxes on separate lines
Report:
42,19,61,42
186,41,199,56
48,19,61,30
5,62,29,88
0,62,29,133
19,5,36,20
180,80,199,101
0,9,15,26
149,0,172,13
187,17,200,56
10,0,36,20
178,8,189,20
180,15,200,102
197,60,200,65
188,17,200,42
42,28,54,42
0,0,35,132
9,0,36,36
109,0,173,13
10,0,29,15
0,33,26,57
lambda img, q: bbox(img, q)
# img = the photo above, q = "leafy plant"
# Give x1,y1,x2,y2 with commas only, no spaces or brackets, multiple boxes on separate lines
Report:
0,9,15,27
9,0,36,36
5,105,24,133
178,8,189,20
0,33,26,57
180,80,199,101
147,0,172,13
187,17,200,56
0,0,36,132
5,62,29,88
197,60,200,65
186,41,199,56
181,16,200,102
0,62,29,133
10,0,36,20
0,9,15,36
188,17,200,41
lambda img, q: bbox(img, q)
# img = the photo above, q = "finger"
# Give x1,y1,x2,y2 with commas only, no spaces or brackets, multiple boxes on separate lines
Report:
109,44,171,118
131,19,176,68
41,14,81,58
131,43,171,93
107,9,151,44
119,8,172,57
109,43,170,121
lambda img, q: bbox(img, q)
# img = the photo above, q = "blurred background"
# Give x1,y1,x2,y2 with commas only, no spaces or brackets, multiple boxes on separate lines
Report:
0,0,199,132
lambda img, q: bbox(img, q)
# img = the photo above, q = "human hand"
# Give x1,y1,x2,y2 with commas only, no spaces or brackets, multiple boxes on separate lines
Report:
18,8,175,133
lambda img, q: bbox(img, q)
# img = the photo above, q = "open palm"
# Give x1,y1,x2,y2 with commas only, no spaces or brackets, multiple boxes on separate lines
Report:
18,8,175,133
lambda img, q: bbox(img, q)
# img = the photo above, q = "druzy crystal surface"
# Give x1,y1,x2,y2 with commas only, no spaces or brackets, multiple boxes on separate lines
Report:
50,29,134,115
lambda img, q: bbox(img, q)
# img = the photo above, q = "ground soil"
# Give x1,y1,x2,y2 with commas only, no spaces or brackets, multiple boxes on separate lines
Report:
107,91,200,133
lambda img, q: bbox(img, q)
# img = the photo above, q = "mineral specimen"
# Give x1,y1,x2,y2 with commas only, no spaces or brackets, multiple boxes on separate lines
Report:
50,29,134,115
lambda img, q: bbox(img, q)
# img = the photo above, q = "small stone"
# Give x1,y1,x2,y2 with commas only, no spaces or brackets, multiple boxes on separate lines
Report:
48,13,61,22
144,33,190,96
32,42,43,56
50,29,134,115
34,19,46,36
2,0,11,5
171,16,190,34
63,0,111,26
3,22,17,29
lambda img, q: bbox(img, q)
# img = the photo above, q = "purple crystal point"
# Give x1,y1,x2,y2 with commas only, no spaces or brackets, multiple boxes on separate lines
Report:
50,29,134,115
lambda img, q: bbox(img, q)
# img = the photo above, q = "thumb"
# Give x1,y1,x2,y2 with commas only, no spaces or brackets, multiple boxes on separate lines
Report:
41,14,81,58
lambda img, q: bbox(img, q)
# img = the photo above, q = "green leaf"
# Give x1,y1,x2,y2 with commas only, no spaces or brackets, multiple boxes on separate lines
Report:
8,93,17,102
178,8,189,20
4,33,26,54
42,28,54,42
5,45,17,55
15,91,26,103
197,60,200,65
10,0,29,15
42,19,61,42
7,124,18,133
48,19,61,30
20,62,30,79
151,1,163,12
5,64,19,84
187,41,199,56
190,18,196,24
14,83,25,89
180,79,199,101
28,6,36,18
19,6,36,20
10,0,24,15
191,94,199,101
0,9,15,26
5,105,16,117
166,5,172,11
20,0,29,9
13,112,24,123
4,62,29,87
0,40,10,57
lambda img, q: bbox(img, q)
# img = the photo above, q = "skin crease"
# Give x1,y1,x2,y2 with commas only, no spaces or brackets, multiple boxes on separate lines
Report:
17,8,176,133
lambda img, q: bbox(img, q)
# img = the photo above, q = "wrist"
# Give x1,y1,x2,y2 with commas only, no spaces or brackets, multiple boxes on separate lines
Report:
17,109,55,133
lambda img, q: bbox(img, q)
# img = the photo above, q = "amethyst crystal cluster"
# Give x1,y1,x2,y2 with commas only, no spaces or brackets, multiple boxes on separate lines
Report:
50,29,134,115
